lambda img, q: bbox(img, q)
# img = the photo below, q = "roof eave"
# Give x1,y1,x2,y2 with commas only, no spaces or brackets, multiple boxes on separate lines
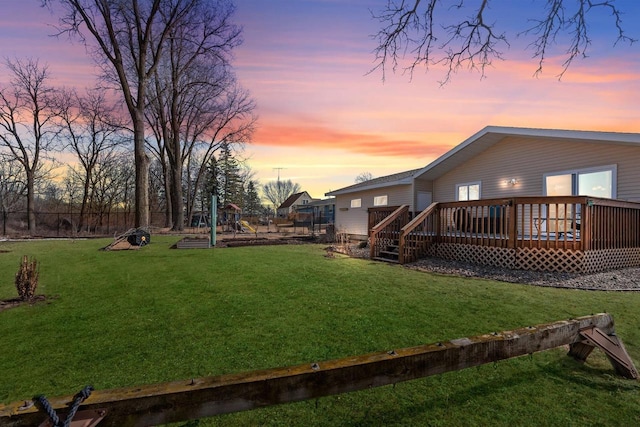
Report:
326,179,413,196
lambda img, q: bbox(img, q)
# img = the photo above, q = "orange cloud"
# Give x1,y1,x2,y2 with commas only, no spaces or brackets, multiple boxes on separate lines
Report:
252,122,454,158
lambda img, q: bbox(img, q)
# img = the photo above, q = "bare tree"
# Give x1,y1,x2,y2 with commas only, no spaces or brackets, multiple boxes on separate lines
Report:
0,154,27,233
371,0,636,83
46,0,198,227
262,179,301,210
91,152,134,229
182,82,256,225
355,172,374,183
0,58,58,231
55,88,126,231
145,0,249,230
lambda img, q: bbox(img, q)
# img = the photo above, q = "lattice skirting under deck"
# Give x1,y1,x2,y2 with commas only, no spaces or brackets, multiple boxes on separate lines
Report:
582,248,640,274
432,244,640,273
434,244,516,270
514,247,583,273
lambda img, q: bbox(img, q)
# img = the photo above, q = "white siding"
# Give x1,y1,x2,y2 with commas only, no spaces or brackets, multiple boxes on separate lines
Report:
333,184,412,237
433,136,640,202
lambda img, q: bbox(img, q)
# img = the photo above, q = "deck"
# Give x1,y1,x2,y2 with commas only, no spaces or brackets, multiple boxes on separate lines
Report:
370,196,640,273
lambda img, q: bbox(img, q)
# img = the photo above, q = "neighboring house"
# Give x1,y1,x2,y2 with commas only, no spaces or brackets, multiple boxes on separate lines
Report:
295,198,336,225
326,126,640,240
277,191,317,218
327,126,640,273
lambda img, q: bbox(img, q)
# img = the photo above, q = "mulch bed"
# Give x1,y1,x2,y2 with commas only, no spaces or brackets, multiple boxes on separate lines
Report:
217,235,317,248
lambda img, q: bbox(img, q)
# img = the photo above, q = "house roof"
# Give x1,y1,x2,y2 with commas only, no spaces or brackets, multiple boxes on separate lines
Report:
326,126,640,196
325,169,422,196
223,203,241,212
278,191,311,209
414,126,640,181
296,198,336,211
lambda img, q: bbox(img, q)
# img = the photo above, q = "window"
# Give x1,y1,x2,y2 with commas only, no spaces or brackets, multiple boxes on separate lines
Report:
544,165,616,198
456,182,481,201
373,195,388,206
542,166,616,233
350,198,361,208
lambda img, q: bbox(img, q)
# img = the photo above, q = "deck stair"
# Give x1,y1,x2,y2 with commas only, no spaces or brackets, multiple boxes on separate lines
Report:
374,240,401,263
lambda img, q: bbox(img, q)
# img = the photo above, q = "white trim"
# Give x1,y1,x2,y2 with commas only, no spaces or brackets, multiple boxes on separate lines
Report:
326,180,412,196
456,181,481,201
543,164,617,198
373,195,388,206
350,198,362,208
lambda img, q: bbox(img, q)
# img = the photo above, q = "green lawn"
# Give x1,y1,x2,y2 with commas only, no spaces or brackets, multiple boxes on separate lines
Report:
1,236,639,426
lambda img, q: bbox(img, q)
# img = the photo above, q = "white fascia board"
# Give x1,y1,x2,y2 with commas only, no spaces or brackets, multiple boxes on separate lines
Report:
326,179,413,197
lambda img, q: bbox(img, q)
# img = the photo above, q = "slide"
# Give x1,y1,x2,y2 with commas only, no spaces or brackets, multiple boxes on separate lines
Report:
240,220,256,233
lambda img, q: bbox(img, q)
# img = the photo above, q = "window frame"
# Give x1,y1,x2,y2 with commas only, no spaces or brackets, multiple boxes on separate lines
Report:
350,198,362,208
373,195,388,206
543,165,617,198
456,181,481,201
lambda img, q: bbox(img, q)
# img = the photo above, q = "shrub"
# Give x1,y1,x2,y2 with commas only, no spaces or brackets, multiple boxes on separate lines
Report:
15,255,39,301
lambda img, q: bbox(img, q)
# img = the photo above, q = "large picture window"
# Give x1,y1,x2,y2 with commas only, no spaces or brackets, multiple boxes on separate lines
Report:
456,182,481,201
544,165,616,198
542,165,616,233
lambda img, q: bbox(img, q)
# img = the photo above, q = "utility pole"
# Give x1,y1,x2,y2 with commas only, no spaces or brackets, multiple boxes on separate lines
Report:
273,167,286,183
272,168,286,223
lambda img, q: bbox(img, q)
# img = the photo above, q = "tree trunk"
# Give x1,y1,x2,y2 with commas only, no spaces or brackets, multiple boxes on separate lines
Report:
170,167,184,231
78,170,91,232
133,112,150,228
170,138,184,230
26,170,36,232
163,161,173,228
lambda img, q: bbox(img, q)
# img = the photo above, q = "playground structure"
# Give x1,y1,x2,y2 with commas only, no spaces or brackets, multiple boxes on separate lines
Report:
239,220,256,233
1,313,636,426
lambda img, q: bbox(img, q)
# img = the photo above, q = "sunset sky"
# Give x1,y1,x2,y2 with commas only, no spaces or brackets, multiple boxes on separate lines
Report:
1,0,639,200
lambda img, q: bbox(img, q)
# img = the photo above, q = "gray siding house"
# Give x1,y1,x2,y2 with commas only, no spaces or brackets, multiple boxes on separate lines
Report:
326,126,640,240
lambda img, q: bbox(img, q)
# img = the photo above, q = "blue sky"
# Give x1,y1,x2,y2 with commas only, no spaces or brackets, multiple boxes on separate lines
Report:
1,0,639,197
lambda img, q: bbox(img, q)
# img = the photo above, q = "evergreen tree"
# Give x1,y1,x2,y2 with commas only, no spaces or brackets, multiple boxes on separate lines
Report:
216,142,243,207
244,180,262,217
203,156,220,203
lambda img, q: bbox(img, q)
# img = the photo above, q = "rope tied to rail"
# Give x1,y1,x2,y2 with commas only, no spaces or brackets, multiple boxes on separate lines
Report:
37,385,93,427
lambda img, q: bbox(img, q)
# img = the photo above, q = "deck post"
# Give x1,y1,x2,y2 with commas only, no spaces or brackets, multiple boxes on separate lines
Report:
582,201,591,251
508,199,517,249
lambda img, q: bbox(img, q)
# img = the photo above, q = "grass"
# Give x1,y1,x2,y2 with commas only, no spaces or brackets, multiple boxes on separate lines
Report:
1,236,639,426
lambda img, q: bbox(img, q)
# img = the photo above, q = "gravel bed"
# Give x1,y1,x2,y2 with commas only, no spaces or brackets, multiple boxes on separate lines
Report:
407,258,640,291
334,244,640,291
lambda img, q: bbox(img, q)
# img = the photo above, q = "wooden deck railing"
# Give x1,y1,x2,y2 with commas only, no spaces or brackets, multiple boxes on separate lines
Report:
369,205,409,259
368,206,402,232
436,199,514,248
371,196,640,266
398,202,439,264
586,198,640,250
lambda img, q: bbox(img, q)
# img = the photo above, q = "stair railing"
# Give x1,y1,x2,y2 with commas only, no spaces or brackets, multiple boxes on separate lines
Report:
398,202,439,264
369,204,410,259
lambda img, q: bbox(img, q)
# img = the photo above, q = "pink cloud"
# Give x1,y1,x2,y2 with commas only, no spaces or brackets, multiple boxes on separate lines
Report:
252,122,453,158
